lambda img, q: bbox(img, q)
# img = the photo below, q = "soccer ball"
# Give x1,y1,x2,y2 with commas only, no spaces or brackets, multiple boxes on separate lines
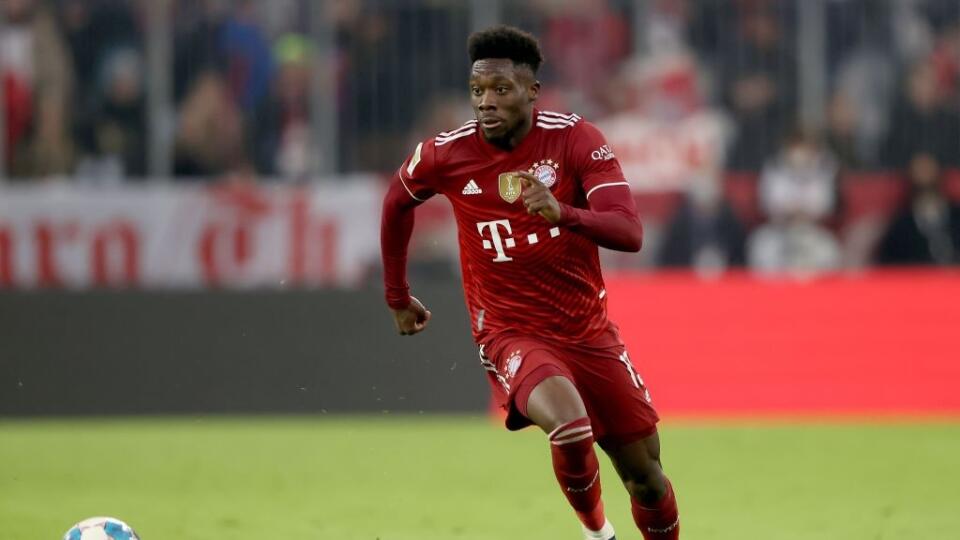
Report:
63,517,140,540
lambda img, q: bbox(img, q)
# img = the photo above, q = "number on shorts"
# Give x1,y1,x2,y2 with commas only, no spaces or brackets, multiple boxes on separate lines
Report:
618,350,643,389
618,350,652,402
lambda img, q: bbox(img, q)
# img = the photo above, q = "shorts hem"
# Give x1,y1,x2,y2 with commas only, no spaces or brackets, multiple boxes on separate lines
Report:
596,424,659,451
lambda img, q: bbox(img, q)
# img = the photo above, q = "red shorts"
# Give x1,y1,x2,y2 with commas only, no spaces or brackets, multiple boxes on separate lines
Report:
479,329,660,450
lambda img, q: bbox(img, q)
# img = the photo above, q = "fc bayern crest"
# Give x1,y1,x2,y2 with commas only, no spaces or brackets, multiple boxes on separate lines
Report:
528,159,559,188
505,350,523,379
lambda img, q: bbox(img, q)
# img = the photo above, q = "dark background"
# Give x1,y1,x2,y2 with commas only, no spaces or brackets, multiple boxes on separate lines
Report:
0,285,486,416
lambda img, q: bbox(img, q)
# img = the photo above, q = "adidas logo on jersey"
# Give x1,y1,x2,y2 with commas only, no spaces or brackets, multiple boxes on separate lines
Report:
462,179,482,195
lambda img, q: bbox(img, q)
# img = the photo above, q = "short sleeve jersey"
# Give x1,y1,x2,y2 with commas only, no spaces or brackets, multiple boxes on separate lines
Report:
396,110,629,344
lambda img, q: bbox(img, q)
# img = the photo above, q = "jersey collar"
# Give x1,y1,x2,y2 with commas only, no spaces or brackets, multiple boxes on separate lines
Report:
476,109,541,157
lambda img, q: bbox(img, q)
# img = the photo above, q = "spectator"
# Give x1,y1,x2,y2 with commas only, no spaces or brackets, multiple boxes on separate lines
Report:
659,174,747,272
596,50,730,193
173,0,228,104
405,93,473,150
533,0,630,116
877,152,960,265
825,90,875,171
883,60,960,168
825,0,898,169
173,71,245,178
828,51,896,170
644,0,694,58
174,0,275,111
685,0,731,67
2,0,75,177
251,34,316,180
74,47,146,179
931,19,960,113
337,0,470,172
747,129,842,274
719,1,797,171
58,0,141,112
927,5,960,112
220,0,275,113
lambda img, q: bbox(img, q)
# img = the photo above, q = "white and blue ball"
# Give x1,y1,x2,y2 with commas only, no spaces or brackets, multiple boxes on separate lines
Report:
63,517,140,540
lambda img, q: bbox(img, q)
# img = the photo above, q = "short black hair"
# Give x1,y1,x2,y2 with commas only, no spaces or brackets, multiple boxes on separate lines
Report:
468,25,543,74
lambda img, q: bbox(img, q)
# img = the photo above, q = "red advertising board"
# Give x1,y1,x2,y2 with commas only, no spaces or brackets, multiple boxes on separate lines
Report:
606,270,960,416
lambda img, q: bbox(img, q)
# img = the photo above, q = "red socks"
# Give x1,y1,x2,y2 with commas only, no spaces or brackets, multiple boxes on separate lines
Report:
548,417,606,531
631,478,679,539
547,417,679,538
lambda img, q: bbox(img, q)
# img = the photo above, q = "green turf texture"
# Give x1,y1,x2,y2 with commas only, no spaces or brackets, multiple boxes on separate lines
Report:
1,416,957,540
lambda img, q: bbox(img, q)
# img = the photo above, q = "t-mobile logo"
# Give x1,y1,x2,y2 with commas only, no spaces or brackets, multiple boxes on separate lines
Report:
476,219,516,262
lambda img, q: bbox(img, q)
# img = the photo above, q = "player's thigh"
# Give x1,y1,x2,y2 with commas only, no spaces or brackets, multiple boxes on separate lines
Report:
485,335,579,431
525,375,589,433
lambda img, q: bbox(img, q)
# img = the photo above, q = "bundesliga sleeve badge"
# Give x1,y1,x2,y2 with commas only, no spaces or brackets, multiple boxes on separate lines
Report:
498,172,523,203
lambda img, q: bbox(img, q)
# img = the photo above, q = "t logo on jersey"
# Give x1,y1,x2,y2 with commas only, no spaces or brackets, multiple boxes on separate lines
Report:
477,219,516,262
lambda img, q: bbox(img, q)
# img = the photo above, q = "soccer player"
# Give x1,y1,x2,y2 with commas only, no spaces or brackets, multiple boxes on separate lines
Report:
380,26,680,540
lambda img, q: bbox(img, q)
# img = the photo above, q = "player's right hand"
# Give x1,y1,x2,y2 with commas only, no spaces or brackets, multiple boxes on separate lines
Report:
391,295,432,336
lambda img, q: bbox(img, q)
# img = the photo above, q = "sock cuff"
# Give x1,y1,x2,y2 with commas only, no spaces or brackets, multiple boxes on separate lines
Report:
548,417,594,446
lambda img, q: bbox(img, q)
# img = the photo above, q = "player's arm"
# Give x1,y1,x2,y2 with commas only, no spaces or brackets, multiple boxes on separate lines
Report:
522,119,643,252
520,173,642,252
381,140,438,335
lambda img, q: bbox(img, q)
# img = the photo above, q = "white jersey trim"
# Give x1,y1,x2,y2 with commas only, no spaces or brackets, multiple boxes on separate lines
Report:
536,111,582,130
438,121,477,138
436,129,476,145
537,122,576,130
585,181,630,199
538,116,578,126
398,172,426,202
539,110,582,121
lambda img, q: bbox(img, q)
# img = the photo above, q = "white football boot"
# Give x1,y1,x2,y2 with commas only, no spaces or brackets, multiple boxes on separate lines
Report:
582,519,616,540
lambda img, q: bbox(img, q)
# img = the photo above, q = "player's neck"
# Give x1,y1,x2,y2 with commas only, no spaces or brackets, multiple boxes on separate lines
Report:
484,114,534,151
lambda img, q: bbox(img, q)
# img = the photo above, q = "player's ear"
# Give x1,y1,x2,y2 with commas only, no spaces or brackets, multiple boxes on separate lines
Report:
528,80,540,103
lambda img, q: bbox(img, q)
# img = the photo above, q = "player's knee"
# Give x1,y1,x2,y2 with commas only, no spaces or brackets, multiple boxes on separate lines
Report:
621,464,668,505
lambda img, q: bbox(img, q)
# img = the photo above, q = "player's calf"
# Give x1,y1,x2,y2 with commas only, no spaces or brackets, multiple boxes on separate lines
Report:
548,417,608,532
523,375,614,537
606,435,680,539
630,477,679,540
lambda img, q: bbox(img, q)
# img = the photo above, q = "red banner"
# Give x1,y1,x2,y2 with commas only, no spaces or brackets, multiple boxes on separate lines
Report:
0,181,382,289
606,270,960,416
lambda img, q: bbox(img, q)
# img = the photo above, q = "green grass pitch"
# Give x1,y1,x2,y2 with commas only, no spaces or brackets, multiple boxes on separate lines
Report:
1,415,957,539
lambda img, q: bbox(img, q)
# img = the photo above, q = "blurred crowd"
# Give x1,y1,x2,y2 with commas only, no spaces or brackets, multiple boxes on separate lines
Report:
1,0,958,270
2,0,305,180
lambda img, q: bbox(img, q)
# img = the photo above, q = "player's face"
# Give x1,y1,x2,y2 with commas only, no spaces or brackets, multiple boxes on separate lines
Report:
469,59,539,146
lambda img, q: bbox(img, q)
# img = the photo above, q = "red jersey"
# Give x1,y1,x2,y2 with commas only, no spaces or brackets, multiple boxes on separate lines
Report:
395,110,630,344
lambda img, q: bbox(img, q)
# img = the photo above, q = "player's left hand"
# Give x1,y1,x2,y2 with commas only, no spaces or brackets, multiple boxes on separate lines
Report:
391,295,432,336
518,171,562,224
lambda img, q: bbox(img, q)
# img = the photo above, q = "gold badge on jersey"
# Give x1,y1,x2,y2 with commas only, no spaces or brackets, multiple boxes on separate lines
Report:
498,172,522,203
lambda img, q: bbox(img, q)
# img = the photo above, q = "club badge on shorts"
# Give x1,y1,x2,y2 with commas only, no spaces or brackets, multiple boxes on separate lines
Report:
498,172,522,203
505,350,523,379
